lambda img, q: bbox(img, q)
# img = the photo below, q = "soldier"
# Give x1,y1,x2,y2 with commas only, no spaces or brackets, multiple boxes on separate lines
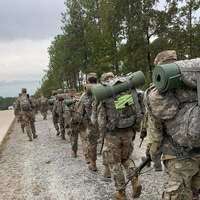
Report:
50,90,60,136
14,88,37,141
13,93,25,133
93,72,115,178
30,95,39,117
38,94,48,120
144,50,200,199
52,89,66,140
96,72,144,199
63,88,86,158
77,73,99,171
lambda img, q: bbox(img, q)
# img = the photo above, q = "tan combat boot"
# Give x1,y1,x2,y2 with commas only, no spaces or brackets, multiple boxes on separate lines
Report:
61,134,65,140
104,165,111,178
22,127,25,133
115,189,127,200
33,134,38,139
88,161,97,171
85,155,91,164
56,129,60,136
26,130,32,141
71,151,77,158
131,176,142,198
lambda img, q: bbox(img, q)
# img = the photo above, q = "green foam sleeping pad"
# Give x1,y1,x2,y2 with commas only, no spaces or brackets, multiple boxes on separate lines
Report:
152,63,183,92
91,70,145,102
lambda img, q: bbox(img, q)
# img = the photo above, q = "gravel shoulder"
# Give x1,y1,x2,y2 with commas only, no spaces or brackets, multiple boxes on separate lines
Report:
0,112,163,200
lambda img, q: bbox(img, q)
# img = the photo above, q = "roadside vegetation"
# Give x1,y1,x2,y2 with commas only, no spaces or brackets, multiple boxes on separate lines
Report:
34,0,200,99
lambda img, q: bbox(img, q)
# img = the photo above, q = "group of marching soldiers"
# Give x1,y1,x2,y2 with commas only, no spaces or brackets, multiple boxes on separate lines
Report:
13,50,200,200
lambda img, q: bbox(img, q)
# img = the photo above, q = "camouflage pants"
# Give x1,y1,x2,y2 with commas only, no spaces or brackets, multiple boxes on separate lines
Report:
52,115,59,131
21,111,36,138
68,124,85,153
79,128,88,156
40,107,47,119
162,156,200,200
58,115,65,135
103,128,136,191
86,123,99,162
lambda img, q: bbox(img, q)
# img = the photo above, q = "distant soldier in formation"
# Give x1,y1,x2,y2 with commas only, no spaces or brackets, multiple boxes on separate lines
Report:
77,73,99,171
13,93,25,133
38,94,48,120
52,89,66,140
63,88,86,158
50,90,60,136
30,95,39,117
14,88,37,141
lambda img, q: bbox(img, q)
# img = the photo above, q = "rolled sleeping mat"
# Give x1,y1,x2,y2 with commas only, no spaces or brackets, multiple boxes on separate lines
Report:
152,63,183,92
64,99,73,106
84,84,93,95
91,70,145,102
48,99,54,105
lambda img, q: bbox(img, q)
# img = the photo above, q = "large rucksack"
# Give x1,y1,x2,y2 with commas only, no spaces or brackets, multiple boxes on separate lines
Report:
104,89,143,131
40,97,47,106
20,95,31,111
65,100,82,124
145,85,200,149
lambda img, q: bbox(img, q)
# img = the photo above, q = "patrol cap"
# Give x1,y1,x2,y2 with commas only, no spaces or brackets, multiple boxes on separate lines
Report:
87,73,97,79
68,88,76,97
154,50,177,66
21,88,27,93
57,89,63,94
100,72,114,83
52,90,57,95
68,88,76,93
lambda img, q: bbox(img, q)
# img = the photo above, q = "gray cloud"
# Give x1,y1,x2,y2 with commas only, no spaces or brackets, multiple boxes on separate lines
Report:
0,0,65,40
0,0,66,97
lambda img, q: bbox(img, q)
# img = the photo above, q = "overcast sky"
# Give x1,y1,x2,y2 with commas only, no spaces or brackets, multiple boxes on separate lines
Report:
0,0,66,97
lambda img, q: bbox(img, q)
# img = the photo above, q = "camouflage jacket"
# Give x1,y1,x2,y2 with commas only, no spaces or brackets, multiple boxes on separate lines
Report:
77,92,94,124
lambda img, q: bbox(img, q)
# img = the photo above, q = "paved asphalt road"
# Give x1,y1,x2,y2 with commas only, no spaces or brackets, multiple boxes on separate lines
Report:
0,110,15,145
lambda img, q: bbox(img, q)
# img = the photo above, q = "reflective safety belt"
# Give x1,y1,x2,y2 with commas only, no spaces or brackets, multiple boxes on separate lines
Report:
114,94,134,109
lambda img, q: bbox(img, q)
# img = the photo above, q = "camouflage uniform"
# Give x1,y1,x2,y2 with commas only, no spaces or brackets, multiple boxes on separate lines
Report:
38,94,48,120
96,73,144,199
50,91,60,136
14,88,37,141
13,93,25,133
77,73,99,171
140,108,162,170
52,89,66,140
63,89,86,158
30,96,39,116
94,72,115,178
145,50,200,200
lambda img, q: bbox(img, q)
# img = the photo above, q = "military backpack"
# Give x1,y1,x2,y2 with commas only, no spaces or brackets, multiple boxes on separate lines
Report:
145,85,200,149
20,95,31,111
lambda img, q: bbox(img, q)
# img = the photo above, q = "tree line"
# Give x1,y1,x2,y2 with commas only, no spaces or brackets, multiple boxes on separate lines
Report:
34,0,200,98
0,97,15,110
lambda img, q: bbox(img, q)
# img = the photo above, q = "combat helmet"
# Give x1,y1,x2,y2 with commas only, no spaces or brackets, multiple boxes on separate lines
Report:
154,50,177,66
